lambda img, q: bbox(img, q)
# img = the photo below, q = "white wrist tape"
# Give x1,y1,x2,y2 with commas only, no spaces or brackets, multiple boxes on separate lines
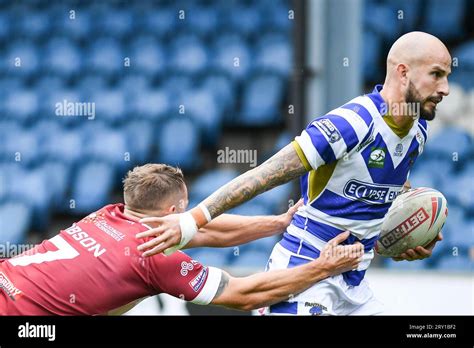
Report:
164,212,198,255
198,203,212,223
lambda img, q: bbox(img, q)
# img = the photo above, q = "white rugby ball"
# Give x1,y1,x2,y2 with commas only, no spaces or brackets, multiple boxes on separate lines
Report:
375,187,448,257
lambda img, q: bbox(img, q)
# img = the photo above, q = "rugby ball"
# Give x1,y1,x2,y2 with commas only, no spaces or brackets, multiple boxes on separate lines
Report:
375,187,448,257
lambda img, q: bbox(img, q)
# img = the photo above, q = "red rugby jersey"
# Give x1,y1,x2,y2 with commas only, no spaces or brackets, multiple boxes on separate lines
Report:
0,204,221,315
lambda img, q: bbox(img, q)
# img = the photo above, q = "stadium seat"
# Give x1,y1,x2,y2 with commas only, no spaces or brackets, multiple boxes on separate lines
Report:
4,88,39,123
90,88,127,124
364,2,400,40
190,169,239,203
38,161,70,209
199,73,236,119
71,161,115,214
185,5,219,36
142,5,177,37
212,33,253,82
84,127,129,171
123,120,154,164
0,201,32,245
179,88,223,146
86,38,123,75
17,9,50,39
254,32,292,77
44,37,82,77
129,36,167,76
423,127,472,162
7,168,53,231
238,74,285,126
223,3,263,37
129,88,170,122
156,117,201,171
169,35,208,75
44,128,83,165
423,0,465,41
4,41,40,76
52,3,92,39
95,7,134,38
3,128,39,166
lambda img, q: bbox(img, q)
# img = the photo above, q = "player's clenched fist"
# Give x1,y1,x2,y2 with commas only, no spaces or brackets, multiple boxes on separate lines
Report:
316,231,364,275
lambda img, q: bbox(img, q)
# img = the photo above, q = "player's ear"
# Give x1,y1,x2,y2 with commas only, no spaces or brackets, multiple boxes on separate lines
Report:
397,63,409,85
168,205,177,213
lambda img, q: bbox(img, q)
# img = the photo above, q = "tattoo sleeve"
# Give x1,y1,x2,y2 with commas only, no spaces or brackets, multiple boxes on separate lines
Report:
202,144,308,218
213,272,230,300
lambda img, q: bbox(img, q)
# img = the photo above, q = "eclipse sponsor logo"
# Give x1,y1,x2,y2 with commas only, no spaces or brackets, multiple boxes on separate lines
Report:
343,179,402,204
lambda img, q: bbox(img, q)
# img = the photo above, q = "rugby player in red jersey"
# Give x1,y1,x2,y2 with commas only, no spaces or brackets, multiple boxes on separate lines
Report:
0,164,363,315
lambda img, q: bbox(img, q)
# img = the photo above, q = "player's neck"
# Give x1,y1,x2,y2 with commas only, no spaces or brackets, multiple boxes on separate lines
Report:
123,206,148,221
379,87,415,130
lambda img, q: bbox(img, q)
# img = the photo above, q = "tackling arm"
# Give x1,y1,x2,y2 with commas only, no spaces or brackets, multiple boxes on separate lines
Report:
210,232,363,311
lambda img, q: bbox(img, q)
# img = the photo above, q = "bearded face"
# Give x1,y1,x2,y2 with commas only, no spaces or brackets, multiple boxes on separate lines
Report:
405,81,443,121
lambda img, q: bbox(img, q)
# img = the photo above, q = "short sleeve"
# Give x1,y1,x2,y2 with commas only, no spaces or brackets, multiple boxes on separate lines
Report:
294,115,365,170
148,251,222,305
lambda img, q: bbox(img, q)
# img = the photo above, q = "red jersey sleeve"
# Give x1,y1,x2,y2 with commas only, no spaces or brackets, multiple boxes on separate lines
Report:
147,251,222,305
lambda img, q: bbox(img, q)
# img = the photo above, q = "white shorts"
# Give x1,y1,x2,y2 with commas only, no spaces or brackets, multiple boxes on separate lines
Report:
261,243,384,316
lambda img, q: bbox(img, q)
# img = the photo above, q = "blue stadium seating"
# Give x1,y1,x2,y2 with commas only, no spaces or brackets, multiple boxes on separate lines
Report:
71,161,115,214
169,34,209,75
190,169,239,203
238,74,285,125
213,33,253,82
0,201,32,245
254,32,292,77
129,36,167,76
156,117,201,171
44,38,82,77
423,0,465,40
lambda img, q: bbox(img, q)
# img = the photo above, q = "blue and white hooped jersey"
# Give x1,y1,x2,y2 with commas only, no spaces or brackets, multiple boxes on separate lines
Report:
285,84,428,286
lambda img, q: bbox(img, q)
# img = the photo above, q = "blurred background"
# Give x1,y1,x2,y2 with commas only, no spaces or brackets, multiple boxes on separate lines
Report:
0,0,472,315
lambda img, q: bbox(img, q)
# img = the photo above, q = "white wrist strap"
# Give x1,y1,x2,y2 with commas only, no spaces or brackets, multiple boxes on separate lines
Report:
198,203,212,223
164,212,198,255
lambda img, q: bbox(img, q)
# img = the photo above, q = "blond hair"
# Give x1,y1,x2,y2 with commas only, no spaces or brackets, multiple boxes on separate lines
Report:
123,164,185,212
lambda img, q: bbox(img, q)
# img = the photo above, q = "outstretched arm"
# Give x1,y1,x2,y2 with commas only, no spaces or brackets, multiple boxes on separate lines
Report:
210,232,363,311
137,144,309,256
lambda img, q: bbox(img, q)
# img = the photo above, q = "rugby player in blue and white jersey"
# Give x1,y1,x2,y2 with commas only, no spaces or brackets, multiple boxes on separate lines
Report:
137,32,450,315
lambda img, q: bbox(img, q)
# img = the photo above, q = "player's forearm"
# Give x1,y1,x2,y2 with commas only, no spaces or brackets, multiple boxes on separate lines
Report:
197,144,307,222
213,260,330,311
184,214,285,249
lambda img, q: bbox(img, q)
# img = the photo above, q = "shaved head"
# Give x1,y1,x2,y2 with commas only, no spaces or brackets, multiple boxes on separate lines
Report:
381,31,451,121
386,31,451,77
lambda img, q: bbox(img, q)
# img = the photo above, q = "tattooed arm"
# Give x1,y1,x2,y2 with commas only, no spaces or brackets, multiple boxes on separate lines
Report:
203,143,308,218
137,144,309,257
210,232,363,311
